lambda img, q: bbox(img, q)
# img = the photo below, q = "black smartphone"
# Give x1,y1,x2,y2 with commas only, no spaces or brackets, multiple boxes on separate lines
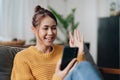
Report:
61,46,78,70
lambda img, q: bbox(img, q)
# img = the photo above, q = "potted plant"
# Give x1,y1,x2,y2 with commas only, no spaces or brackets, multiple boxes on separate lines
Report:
48,6,79,45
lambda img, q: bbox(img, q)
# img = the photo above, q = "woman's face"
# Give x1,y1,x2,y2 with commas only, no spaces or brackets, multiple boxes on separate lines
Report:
35,16,57,47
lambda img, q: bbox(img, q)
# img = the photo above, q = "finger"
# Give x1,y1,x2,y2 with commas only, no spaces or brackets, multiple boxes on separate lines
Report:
82,34,84,42
69,61,78,72
69,39,73,47
76,30,80,41
80,33,84,50
69,32,74,47
74,29,77,43
69,31,74,41
72,61,78,68
56,59,61,72
64,58,77,73
81,33,84,42
80,33,84,44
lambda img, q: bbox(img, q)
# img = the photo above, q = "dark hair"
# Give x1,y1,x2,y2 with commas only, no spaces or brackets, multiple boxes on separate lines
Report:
32,5,57,27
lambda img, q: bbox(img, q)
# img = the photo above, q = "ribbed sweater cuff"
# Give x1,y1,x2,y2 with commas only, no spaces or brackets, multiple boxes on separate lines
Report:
52,74,61,80
77,52,86,62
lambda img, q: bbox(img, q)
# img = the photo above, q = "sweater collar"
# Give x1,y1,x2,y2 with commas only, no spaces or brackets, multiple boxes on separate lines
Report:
30,45,55,58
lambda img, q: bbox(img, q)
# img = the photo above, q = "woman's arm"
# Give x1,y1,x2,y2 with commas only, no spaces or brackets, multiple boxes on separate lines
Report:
11,54,35,80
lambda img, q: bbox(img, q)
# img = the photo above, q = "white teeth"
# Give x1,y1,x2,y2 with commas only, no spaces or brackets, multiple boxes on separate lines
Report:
45,36,54,42
46,38,51,39
46,38,53,41
46,37,52,39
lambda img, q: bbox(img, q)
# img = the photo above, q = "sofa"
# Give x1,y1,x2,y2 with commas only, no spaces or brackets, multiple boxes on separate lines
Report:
0,45,99,80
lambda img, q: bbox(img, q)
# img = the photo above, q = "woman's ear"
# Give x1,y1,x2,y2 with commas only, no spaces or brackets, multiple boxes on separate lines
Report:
31,26,36,33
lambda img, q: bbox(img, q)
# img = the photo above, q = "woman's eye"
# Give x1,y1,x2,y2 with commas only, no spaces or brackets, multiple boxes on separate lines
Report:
52,27,56,30
43,28,48,30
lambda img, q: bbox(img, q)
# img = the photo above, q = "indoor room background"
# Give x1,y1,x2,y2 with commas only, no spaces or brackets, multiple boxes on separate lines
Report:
0,0,119,64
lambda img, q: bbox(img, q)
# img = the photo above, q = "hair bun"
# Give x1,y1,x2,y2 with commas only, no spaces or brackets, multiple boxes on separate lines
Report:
34,5,41,13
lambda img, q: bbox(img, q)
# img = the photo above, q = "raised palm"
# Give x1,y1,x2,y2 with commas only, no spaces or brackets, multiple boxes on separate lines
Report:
69,29,84,55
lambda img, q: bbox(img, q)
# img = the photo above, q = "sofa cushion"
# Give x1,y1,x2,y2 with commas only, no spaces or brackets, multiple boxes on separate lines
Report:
0,46,23,80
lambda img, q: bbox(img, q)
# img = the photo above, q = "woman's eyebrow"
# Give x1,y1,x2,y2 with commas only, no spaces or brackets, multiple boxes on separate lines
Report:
44,24,56,27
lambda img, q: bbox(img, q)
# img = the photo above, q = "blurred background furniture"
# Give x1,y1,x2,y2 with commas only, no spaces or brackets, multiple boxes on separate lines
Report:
0,40,25,46
97,15,120,80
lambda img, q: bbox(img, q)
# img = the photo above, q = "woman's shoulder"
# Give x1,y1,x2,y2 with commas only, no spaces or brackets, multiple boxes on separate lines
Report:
15,46,34,58
53,44,64,50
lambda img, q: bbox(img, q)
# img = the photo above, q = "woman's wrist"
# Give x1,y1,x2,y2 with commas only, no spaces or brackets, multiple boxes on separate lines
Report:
77,52,86,62
78,51,84,55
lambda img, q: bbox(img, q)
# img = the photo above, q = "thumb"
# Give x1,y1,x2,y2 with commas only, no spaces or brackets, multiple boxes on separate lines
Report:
64,58,77,73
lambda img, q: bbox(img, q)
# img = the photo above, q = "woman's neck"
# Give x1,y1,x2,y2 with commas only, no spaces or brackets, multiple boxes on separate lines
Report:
35,44,53,53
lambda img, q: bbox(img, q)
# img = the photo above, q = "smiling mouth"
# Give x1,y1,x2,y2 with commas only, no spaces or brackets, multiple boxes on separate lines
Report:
45,37,54,42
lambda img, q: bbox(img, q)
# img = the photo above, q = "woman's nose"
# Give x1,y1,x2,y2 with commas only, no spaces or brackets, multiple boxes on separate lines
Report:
48,29,53,35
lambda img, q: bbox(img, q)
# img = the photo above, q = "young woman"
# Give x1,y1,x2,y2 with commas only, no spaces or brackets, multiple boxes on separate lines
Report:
11,5,102,80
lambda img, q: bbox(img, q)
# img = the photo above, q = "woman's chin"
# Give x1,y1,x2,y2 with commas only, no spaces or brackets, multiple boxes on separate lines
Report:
45,42,53,46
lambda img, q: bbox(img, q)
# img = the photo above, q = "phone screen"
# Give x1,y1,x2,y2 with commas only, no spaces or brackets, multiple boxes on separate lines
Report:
61,46,78,70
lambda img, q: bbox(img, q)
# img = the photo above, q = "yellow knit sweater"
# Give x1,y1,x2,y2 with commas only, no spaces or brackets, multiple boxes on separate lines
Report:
11,44,85,80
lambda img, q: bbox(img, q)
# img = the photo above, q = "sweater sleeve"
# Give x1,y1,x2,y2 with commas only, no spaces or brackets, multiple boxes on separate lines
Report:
77,52,86,62
11,54,35,80
52,74,61,80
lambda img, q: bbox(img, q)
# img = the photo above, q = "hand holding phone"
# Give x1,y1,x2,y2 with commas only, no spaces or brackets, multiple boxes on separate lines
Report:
61,46,78,70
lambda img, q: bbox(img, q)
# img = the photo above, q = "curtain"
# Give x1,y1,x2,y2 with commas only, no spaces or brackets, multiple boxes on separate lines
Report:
0,0,48,44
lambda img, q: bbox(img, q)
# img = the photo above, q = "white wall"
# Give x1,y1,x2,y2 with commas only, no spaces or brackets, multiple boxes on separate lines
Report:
67,0,98,63
98,0,110,17
98,0,120,17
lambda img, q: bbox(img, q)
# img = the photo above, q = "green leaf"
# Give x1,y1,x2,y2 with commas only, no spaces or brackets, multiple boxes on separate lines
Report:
48,6,68,29
71,22,79,32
